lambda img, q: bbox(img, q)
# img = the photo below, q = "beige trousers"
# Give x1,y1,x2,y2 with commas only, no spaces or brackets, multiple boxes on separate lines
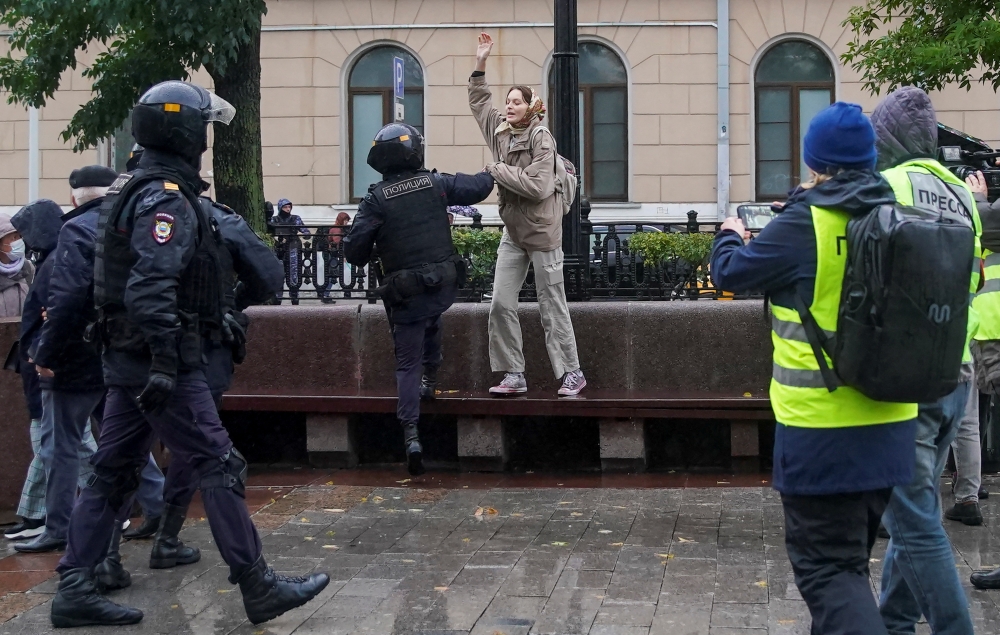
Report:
489,232,580,379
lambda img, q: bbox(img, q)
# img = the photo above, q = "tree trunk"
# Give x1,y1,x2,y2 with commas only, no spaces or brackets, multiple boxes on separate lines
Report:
209,22,265,235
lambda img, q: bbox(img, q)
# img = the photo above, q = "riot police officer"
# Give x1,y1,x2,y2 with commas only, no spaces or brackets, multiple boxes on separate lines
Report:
50,80,328,628
344,123,494,476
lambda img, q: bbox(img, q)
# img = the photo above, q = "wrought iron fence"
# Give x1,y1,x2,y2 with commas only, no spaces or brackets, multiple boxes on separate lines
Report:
268,210,755,303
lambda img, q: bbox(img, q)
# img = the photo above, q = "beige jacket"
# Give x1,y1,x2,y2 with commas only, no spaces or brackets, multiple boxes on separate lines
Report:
468,74,562,252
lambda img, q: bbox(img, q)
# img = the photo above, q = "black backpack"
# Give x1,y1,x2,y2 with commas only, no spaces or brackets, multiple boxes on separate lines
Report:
796,192,975,403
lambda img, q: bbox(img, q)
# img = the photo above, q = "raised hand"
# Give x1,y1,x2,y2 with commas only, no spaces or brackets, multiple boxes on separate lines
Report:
475,32,494,72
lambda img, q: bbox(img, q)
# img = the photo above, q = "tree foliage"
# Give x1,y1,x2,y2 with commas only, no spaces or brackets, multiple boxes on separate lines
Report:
628,232,714,267
0,0,266,151
842,0,1000,95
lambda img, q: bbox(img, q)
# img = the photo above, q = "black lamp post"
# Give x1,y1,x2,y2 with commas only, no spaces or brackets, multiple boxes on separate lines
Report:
552,0,586,299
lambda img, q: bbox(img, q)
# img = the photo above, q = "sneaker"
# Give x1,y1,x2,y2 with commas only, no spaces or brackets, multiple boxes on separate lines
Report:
558,370,587,397
5,517,44,540
945,501,984,526
490,372,527,396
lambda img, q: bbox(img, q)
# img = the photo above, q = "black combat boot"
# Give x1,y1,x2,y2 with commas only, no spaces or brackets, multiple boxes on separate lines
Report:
972,567,1000,589
50,567,143,628
402,422,425,476
94,525,131,593
236,556,330,624
122,514,160,539
419,374,437,401
149,503,201,569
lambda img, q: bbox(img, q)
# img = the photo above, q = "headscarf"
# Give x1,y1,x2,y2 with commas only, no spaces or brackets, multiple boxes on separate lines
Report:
495,93,546,135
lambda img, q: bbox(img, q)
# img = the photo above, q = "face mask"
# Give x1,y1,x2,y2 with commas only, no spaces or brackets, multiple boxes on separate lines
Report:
6,239,24,260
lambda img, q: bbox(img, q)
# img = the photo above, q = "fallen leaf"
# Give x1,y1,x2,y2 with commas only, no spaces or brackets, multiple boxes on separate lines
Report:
372,496,385,503
551,542,569,546
676,537,694,543
743,392,752,398
217,589,232,594
754,581,768,588
778,620,797,625
717,482,729,485
484,507,498,515
870,558,881,563
171,604,179,609
327,531,336,536
611,542,624,547
325,481,334,485
324,509,345,513
304,536,314,541
322,545,339,550
598,530,612,534
558,501,570,505
401,559,416,563
463,486,469,489
511,513,524,517
360,497,368,502
656,553,674,560
397,479,411,484
570,512,583,517
463,538,471,542
409,509,423,512
475,507,484,517
300,517,310,522
435,586,449,591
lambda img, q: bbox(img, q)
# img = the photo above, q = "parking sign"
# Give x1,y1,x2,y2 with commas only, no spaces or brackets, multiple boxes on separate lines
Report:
393,57,404,101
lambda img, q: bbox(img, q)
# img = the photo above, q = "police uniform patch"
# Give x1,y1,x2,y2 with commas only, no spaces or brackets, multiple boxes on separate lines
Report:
382,175,433,199
153,212,176,244
163,181,179,191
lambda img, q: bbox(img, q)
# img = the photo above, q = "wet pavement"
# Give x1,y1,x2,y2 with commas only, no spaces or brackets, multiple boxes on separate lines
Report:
0,469,998,634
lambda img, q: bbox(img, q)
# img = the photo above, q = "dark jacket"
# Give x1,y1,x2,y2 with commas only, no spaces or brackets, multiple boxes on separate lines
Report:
102,148,213,387
13,200,64,367
345,170,494,323
711,172,916,496
33,198,105,392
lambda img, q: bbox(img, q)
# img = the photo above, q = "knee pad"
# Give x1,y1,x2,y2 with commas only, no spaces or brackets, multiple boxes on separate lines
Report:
85,463,143,510
199,447,248,498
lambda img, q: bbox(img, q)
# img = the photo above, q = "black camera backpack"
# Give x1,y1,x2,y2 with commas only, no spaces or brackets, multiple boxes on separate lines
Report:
795,195,975,403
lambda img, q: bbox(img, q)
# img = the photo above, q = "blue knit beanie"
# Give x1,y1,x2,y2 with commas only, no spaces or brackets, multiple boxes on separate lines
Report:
802,102,877,173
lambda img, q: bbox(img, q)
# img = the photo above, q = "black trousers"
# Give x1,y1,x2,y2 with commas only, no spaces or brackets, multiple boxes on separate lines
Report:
781,488,892,635
392,314,443,426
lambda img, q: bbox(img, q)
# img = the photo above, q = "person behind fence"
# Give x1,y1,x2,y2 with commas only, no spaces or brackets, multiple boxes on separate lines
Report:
710,102,919,634
49,80,328,628
469,32,586,397
269,198,309,305
869,86,979,634
13,167,119,557
344,122,494,476
320,211,351,304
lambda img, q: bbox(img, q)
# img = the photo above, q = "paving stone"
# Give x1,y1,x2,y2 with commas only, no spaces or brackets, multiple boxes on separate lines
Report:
5,483,998,634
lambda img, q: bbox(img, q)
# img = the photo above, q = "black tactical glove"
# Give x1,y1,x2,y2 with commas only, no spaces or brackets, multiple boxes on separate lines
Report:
137,373,176,414
221,311,249,364
137,355,177,414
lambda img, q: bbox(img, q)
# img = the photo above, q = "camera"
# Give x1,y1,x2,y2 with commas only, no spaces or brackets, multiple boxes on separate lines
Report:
938,123,1000,201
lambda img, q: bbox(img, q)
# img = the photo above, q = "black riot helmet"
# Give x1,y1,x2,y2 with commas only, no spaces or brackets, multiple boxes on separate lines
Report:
125,144,144,171
367,123,424,175
130,80,235,161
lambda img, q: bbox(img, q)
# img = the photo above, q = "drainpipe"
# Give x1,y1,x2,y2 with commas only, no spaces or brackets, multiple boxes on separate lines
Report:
28,106,39,203
717,0,730,219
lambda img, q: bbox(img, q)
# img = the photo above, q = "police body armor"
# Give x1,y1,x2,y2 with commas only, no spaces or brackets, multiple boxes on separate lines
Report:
94,169,229,355
370,170,463,306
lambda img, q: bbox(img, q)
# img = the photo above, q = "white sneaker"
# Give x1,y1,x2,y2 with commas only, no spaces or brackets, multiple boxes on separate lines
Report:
490,372,527,395
558,370,587,396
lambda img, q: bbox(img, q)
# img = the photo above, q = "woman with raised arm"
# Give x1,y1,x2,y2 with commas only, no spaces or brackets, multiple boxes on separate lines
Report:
468,32,585,397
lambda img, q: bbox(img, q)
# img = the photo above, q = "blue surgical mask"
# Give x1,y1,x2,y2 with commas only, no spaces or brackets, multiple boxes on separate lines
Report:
7,239,24,260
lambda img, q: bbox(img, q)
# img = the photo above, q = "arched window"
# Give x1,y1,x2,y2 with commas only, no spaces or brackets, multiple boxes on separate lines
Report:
348,46,424,201
755,40,834,200
548,41,628,202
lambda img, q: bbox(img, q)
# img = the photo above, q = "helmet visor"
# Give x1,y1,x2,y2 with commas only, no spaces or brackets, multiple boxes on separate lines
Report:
204,92,236,125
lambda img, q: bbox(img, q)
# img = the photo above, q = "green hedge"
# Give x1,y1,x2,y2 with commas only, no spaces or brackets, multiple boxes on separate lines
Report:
628,232,714,266
451,227,503,281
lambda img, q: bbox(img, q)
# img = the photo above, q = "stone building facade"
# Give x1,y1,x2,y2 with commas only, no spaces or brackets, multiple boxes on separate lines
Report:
1,0,998,223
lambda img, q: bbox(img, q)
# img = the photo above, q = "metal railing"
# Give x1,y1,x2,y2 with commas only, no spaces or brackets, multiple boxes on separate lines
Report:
268,209,754,303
